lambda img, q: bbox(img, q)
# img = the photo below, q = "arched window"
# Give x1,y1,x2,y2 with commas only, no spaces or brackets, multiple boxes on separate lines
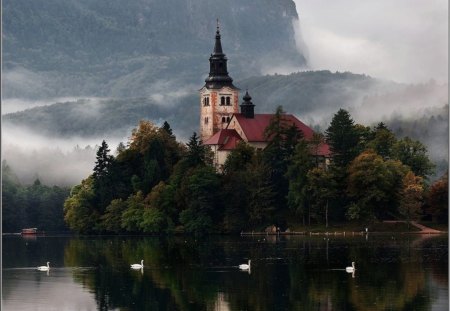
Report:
226,96,231,106
220,96,225,106
226,116,231,122
203,97,210,106
204,117,208,124
222,117,226,123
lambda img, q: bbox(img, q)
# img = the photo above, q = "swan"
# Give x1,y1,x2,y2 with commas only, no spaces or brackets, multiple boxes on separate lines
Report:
345,262,355,273
131,260,144,269
239,260,251,270
37,262,50,271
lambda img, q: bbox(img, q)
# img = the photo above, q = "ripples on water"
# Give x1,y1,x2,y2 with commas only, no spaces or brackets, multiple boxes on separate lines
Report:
2,234,448,311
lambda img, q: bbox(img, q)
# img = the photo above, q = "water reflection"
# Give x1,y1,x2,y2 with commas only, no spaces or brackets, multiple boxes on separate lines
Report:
2,234,448,311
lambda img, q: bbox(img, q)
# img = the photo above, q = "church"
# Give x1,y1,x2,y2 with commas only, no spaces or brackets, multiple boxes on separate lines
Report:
200,23,330,169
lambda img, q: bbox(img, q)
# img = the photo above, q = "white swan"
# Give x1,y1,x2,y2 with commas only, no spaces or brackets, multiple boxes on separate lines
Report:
37,262,50,271
131,260,144,269
239,260,251,270
346,262,355,273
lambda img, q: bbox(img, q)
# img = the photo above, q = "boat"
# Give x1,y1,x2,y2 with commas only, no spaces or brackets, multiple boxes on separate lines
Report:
21,228,38,235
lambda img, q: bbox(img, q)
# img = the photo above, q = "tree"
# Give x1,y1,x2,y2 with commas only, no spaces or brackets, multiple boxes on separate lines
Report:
286,140,314,224
347,150,405,222
263,106,302,213
393,137,435,178
306,167,337,227
368,125,396,160
325,109,359,168
101,199,127,233
179,166,220,234
246,153,276,227
222,141,255,174
427,172,448,223
399,172,424,229
121,192,145,232
161,121,174,137
354,124,373,155
64,177,99,233
92,140,115,210
140,182,170,233
186,132,212,167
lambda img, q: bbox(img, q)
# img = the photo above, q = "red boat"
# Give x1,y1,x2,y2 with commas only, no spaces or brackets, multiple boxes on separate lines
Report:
21,228,38,235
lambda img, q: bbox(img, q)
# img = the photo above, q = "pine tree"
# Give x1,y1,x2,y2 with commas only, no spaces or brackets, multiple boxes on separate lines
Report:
93,140,115,210
325,109,359,168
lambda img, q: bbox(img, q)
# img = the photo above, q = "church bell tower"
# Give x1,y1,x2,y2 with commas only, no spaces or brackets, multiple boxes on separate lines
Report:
200,20,239,142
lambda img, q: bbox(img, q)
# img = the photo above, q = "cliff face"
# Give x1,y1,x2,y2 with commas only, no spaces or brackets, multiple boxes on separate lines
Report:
2,0,305,98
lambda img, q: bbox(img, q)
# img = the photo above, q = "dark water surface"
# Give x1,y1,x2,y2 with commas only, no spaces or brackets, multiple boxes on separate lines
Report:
2,234,448,311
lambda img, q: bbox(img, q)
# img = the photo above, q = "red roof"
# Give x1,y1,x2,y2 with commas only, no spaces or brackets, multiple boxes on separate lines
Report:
232,113,315,142
203,114,331,157
314,143,331,157
203,129,242,148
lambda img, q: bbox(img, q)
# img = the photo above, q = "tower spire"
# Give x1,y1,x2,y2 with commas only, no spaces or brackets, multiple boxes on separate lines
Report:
213,18,223,55
204,20,236,89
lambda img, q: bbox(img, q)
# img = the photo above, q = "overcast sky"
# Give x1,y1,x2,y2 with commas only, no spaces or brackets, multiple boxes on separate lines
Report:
293,0,448,84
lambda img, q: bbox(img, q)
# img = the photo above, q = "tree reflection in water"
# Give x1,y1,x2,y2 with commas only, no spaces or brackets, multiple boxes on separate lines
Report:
60,235,448,311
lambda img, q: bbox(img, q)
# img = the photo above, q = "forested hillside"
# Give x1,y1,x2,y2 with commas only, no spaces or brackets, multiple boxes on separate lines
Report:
2,0,303,99
4,71,447,181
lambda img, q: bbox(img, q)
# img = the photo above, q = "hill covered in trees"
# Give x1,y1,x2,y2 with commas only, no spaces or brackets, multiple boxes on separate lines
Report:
63,109,446,235
2,0,303,99
4,71,447,182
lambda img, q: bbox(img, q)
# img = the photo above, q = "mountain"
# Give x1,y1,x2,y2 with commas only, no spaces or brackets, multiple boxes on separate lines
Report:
3,71,447,185
4,70,447,157
2,0,304,99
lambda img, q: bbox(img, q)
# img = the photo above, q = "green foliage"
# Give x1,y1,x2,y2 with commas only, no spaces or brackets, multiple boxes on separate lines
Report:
179,166,220,234
2,161,70,233
393,137,435,178
305,167,337,226
121,192,145,232
263,106,303,214
246,154,276,226
325,109,359,168
61,109,442,234
427,172,448,223
367,125,396,160
399,172,424,225
186,132,212,167
347,150,409,221
64,177,99,233
93,140,115,210
286,140,314,222
101,199,127,233
222,141,255,173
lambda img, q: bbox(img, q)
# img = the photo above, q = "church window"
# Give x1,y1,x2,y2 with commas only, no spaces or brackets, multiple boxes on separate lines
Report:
222,117,226,123
220,96,225,106
204,117,208,124
226,116,231,122
203,97,209,106
226,96,231,105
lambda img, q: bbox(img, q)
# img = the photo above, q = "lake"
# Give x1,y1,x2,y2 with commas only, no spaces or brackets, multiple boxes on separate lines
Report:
2,234,448,311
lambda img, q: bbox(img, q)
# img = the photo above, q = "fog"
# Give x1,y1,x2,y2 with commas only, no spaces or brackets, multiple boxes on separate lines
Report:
293,0,448,84
2,123,127,186
2,1,448,186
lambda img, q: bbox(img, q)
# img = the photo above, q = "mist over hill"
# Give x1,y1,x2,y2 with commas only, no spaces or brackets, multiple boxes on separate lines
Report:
2,1,447,186
2,0,304,99
3,71,448,185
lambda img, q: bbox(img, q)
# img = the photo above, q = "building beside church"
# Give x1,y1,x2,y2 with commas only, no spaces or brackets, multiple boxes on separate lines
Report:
200,23,330,169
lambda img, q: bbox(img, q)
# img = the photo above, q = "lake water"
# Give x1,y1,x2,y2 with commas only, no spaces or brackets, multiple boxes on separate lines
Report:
2,234,448,311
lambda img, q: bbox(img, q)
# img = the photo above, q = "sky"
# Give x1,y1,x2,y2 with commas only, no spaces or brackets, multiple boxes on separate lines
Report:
293,0,448,84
